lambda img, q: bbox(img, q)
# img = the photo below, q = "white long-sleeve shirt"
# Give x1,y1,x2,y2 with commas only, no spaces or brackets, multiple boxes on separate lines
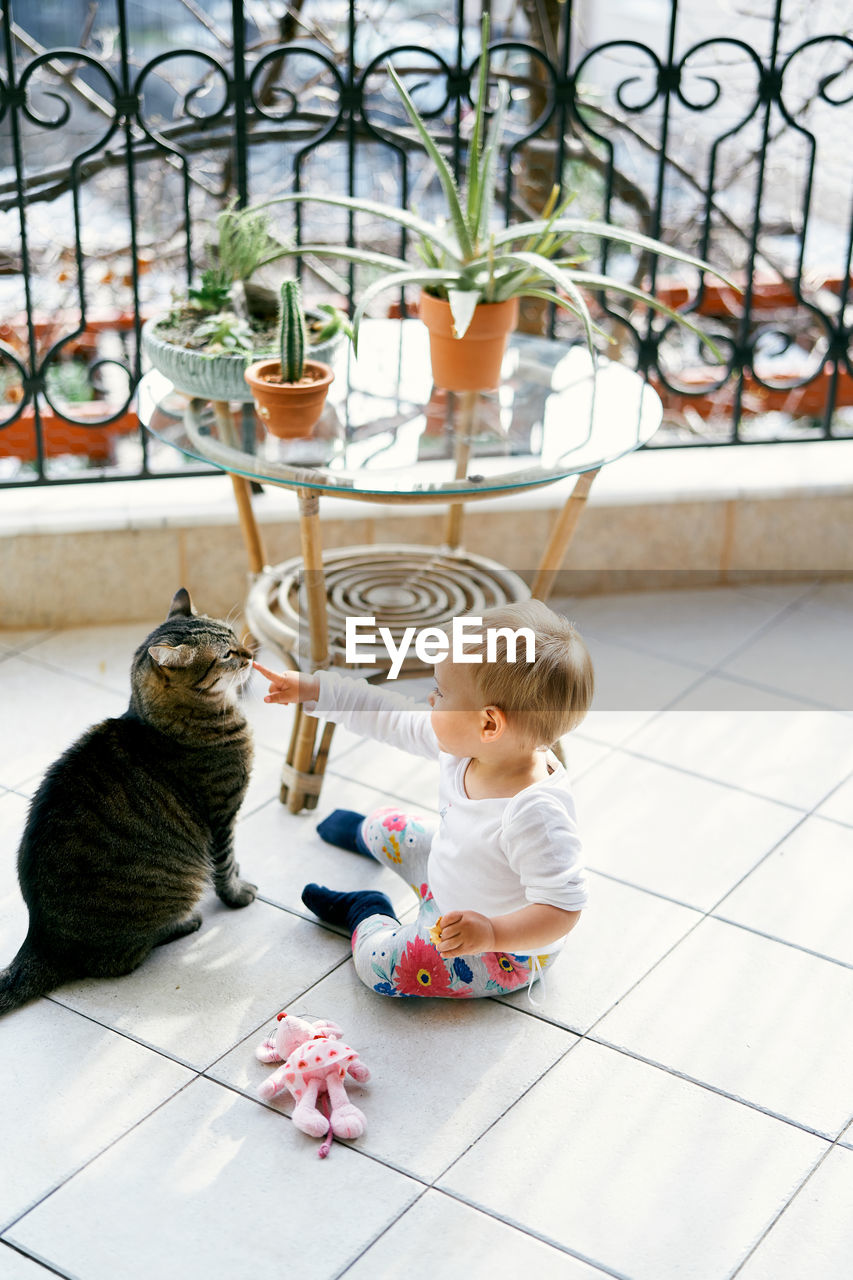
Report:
306,672,588,946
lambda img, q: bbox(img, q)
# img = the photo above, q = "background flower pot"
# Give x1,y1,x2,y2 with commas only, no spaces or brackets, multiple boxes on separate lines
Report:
418,292,519,391
244,358,334,438
0,402,138,462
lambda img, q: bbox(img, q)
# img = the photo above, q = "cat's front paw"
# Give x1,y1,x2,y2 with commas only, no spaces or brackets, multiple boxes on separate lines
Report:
218,878,258,909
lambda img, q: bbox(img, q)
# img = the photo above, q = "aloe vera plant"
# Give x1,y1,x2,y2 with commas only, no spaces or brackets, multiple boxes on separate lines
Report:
278,279,307,382
253,14,731,358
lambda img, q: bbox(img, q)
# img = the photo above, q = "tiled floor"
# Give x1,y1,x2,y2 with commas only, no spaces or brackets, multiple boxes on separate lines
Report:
1,580,852,1279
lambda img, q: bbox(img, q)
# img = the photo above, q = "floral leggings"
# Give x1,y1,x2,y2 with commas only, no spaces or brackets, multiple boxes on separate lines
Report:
352,805,558,999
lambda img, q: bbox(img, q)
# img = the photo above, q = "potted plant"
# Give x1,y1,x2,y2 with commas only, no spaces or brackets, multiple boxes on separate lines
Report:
251,14,732,392
244,279,335,438
141,202,350,402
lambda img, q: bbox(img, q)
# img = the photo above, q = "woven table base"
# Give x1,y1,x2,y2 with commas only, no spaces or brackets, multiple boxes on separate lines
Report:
246,543,530,675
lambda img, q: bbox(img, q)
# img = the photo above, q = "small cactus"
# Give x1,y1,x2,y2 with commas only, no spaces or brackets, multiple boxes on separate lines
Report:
278,279,306,383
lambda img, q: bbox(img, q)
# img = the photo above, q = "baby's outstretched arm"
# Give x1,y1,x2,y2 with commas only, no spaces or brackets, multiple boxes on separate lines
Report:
436,904,581,958
253,662,320,705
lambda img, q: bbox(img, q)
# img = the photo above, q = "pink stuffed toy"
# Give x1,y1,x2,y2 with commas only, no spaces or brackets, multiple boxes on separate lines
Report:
256,1011,369,1155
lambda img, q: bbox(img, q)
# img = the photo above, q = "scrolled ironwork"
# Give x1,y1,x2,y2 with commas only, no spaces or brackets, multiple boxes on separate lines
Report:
358,46,459,140
1,0,851,487
133,50,232,142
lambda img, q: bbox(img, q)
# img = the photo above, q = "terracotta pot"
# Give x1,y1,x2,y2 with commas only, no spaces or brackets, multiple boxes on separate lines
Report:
244,358,334,438
418,292,519,391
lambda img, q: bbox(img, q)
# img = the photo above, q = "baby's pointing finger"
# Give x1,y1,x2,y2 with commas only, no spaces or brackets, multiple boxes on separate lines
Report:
252,661,282,681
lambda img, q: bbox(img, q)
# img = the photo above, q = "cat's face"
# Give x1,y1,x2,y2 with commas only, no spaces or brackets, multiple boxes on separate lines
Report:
136,589,254,705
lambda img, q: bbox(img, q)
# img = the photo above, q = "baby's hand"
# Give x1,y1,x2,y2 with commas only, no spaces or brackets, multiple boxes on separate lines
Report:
435,909,496,958
253,662,319,706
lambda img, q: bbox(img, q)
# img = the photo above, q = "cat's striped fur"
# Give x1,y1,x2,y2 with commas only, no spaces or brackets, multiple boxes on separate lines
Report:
0,589,256,1014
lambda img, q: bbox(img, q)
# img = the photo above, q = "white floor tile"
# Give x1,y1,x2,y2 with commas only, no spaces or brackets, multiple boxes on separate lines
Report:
345,1190,608,1279
816,772,853,827
0,1245,58,1279
210,962,575,1182
717,816,853,965
495,875,701,1032
51,893,349,1069
0,1000,192,1231
236,776,432,920
6,1076,421,1280
0,629,55,655
2,591,851,1277
326,744,443,812
575,635,703,746
738,1145,853,1280
596,917,853,1137
18,621,161,696
0,657,127,789
721,592,853,710
573,752,801,908
439,1039,825,1280
569,586,793,669
629,677,853,808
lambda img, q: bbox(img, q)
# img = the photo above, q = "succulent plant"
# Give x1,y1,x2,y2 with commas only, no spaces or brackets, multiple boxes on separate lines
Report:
189,311,254,353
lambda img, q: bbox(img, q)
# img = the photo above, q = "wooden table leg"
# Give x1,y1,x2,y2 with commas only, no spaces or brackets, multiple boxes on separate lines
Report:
283,488,330,813
530,467,600,601
444,390,478,550
212,401,266,575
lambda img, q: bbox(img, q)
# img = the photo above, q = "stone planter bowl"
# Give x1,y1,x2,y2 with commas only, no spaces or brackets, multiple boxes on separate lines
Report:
142,314,345,403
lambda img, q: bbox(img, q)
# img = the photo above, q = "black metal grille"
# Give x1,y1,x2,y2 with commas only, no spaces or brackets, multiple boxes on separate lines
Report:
1,0,851,487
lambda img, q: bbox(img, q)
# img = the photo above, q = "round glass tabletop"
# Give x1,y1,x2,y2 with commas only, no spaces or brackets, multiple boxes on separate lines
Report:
140,318,661,501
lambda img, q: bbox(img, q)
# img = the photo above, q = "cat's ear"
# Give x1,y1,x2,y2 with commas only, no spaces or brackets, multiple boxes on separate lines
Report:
167,588,194,619
148,643,195,669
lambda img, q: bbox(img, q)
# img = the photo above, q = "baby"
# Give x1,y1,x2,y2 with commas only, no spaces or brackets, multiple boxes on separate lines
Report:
254,599,594,1000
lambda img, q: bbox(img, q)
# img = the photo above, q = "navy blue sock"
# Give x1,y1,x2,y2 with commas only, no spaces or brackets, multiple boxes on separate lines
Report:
316,809,373,858
301,883,397,934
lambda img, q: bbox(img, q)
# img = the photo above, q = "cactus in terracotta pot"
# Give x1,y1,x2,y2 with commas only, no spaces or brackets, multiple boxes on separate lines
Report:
244,280,335,438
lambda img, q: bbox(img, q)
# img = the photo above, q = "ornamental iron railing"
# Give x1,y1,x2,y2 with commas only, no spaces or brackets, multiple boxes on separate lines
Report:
0,0,851,487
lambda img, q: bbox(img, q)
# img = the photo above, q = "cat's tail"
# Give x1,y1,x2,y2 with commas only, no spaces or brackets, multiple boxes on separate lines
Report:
0,937,63,1015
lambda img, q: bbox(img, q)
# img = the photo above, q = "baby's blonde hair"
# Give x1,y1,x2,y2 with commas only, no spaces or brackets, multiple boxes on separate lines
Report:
453,599,594,746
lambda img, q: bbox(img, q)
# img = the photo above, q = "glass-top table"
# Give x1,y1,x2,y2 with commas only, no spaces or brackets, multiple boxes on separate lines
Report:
141,319,662,502
141,319,662,811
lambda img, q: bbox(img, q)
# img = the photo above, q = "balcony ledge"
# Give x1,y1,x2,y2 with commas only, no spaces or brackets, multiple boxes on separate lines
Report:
2,439,852,628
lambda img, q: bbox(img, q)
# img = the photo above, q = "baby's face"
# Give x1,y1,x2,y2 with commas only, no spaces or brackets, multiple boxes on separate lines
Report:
428,660,484,756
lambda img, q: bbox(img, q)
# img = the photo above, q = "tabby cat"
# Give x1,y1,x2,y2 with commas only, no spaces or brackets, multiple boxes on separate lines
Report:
0,588,256,1014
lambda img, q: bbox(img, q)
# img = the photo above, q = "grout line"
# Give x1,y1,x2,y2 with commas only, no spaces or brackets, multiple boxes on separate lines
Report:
578,583,848,759
573,734,811,812
333,1187,435,1279
706,915,853,972
43,995,201,1071
422,1188,632,1279
727,1131,853,1278
0,1240,74,1279
584,1032,840,1141
0,1071,202,1239
7,649,130,699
